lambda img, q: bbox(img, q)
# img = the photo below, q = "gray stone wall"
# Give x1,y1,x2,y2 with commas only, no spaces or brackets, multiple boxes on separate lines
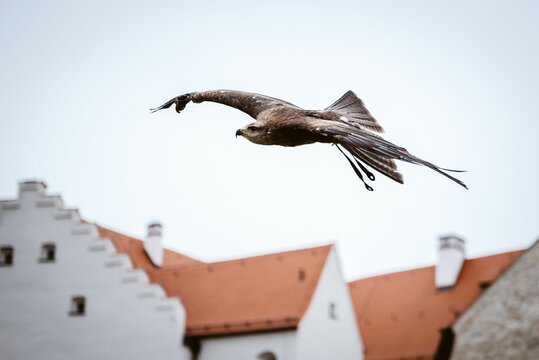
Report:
452,241,539,360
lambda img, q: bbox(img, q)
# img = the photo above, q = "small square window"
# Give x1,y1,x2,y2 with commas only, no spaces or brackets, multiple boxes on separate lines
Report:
329,302,337,320
69,296,86,316
0,246,14,266
39,243,56,263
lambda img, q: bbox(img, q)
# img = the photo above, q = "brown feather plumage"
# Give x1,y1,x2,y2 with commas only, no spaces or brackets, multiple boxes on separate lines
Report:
151,89,467,190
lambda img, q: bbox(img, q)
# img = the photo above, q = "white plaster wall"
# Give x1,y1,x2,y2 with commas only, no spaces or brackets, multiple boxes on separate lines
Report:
0,184,189,360
199,330,297,360
296,247,364,360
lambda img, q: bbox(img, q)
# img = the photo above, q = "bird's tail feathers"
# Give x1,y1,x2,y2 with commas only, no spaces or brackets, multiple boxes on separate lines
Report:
325,90,385,133
326,126,467,189
404,155,468,189
351,133,468,189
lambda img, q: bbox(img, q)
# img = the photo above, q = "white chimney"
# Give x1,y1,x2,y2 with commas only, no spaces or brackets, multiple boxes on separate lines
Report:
19,180,47,195
143,222,164,267
435,236,465,289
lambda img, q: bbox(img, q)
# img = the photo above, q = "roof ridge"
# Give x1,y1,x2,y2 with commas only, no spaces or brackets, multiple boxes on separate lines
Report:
97,224,197,256
96,224,204,267
349,247,527,284
153,243,333,274
95,223,143,242
465,247,526,262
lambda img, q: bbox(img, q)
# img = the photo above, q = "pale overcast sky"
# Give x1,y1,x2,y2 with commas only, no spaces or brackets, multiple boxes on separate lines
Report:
1,0,538,279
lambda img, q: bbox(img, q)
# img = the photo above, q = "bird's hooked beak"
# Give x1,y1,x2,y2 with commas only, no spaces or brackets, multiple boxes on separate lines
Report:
235,129,243,138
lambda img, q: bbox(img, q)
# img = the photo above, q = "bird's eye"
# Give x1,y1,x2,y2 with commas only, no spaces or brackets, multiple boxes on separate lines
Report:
247,125,258,131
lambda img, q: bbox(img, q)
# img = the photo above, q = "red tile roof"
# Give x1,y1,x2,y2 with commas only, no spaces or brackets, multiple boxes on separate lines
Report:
148,245,332,336
349,250,524,360
98,225,332,337
97,225,204,269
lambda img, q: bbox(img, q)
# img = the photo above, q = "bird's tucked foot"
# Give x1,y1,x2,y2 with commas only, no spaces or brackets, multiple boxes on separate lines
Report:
335,144,374,191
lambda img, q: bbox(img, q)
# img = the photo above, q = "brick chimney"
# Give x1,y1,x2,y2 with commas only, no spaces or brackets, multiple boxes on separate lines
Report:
143,222,164,267
435,236,465,290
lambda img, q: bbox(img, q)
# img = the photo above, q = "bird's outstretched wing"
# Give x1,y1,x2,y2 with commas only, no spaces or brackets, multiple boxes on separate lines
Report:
151,90,300,119
313,122,467,190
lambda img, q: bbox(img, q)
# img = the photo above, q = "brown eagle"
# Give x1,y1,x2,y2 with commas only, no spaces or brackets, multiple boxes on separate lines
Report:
151,89,466,191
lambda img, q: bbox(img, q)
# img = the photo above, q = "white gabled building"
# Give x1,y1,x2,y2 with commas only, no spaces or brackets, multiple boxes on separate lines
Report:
147,245,363,360
0,180,364,360
0,181,189,360
296,245,365,360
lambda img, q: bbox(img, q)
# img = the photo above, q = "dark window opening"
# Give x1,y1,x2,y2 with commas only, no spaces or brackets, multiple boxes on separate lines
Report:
0,246,14,266
479,281,492,290
258,351,277,360
434,327,455,360
329,302,337,320
184,337,201,360
39,243,56,263
69,296,86,316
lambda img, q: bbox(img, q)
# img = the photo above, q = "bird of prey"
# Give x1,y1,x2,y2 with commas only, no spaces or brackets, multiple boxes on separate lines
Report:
151,89,467,191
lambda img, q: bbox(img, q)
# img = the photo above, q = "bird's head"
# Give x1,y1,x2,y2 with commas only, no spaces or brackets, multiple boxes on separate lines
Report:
235,122,270,145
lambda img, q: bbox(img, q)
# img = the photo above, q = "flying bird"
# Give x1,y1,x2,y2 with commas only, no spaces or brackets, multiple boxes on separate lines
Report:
151,89,467,191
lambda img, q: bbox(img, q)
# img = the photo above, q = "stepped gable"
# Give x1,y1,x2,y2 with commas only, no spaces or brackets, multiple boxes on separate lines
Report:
97,225,203,269
348,250,525,360
148,244,333,337
0,180,186,357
